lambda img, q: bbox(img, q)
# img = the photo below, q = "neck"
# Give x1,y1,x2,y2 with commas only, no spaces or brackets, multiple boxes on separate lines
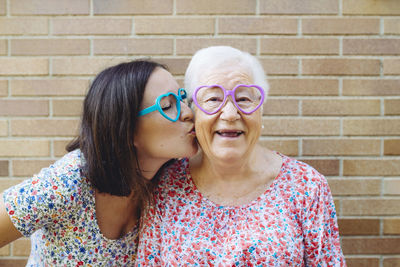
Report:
137,157,168,180
194,145,263,183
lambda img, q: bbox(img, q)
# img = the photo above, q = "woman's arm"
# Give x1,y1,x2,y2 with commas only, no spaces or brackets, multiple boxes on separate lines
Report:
0,193,22,247
301,171,346,266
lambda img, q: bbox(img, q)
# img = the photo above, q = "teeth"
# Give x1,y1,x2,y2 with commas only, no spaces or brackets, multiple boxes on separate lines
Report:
216,131,243,137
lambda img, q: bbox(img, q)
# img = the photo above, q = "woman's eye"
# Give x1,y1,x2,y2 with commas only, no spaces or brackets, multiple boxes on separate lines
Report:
161,104,172,110
237,97,251,102
205,96,222,102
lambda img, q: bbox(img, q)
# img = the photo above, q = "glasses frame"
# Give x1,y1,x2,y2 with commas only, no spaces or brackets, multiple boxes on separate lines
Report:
192,84,265,115
138,88,187,122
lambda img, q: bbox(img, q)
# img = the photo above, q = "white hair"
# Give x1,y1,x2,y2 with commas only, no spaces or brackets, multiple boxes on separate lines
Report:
184,46,269,103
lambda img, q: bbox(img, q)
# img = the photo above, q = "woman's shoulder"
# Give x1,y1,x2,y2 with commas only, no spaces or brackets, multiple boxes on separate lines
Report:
157,158,190,191
277,153,328,195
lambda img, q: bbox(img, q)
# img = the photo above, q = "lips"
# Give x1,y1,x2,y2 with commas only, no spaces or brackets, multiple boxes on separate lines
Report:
216,129,244,137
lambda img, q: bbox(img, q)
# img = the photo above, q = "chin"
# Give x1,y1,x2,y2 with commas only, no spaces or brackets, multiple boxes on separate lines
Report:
213,149,246,161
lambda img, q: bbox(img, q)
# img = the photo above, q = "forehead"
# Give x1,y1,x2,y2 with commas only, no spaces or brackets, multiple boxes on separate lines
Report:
198,66,253,89
143,68,179,104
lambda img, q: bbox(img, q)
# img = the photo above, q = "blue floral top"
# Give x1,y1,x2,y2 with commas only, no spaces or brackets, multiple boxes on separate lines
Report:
3,150,138,266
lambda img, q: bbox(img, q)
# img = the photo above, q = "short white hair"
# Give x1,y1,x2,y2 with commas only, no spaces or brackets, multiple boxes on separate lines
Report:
184,46,269,102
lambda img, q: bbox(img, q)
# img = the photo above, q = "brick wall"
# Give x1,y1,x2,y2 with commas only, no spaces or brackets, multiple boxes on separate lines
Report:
0,0,399,266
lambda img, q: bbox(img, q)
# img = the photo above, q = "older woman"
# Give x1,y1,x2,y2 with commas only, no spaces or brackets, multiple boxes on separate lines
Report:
136,46,345,266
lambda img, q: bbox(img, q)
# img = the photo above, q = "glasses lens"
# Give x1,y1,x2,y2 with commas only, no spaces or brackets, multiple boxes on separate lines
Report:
234,86,263,113
159,94,178,120
195,86,224,113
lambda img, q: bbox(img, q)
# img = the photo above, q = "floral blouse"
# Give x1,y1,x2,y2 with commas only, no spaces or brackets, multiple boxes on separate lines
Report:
3,150,138,266
136,154,346,266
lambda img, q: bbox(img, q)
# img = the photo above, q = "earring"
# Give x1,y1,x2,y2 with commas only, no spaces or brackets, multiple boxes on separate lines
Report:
262,125,265,129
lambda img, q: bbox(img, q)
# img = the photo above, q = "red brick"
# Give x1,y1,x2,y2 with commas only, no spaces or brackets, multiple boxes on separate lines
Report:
384,179,400,196
299,159,339,176
342,199,400,216
0,80,7,97
219,17,297,35
0,18,48,35
176,0,255,14
343,119,400,136
52,18,131,35
12,160,54,177
258,139,298,156
302,99,380,116
0,244,10,256
11,39,89,56
176,38,257,55
383,258,400,267
302,59,380,76
11,79,89,96
385,99,400,115
0,100,49,116
152,58,190,76
342,238,400,254
263,99,299,116
343,39,400,55
0,40,6,55
94,39,173,55
0,179,25,193
260,38,338,55
344,159,400,176
11,0,89,15
384,139,400,155
0,140,50,157
384,219,400,235
262,118,340,136
0,259,27,267
0,0,5,15
11,119,79,137
260,0,338,14
303,139,380,156
0,58,48,76
338,219,380,236
0,120,6,136
94,0,172,15
54,140,72,157
343,0,400,15
384,59,400,75
329,178,381,196
303,18,380,35
343,79,400,96
12,238,30,256
260,59,298,76
52,58,124,76
345,258,380,267
53,99,83,116
0,160,8,176
268,79,338,96
135,18,214,35
385,19,400,35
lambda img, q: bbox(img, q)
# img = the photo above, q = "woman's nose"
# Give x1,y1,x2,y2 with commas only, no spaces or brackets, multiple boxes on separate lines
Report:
220,99,240,121
180,102,194,121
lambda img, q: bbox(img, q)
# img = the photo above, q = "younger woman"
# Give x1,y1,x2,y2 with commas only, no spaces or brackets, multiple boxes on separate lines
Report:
0,60,197,266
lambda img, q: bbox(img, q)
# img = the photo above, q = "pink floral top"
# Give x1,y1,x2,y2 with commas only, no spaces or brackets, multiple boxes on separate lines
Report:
136,154,346,266
3,150,138,266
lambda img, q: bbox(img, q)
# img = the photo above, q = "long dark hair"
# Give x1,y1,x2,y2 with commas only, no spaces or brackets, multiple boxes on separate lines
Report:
67,60,166,206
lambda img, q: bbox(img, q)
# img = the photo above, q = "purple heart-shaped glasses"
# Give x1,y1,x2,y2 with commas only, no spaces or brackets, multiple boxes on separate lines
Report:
192,84,265,115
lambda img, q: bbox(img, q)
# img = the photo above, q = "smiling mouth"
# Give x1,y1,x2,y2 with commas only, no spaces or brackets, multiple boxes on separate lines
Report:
216,130,244,137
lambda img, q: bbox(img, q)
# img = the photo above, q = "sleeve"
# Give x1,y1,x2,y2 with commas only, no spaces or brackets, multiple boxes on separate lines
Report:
135,203,163,266
2,153,81,237
300,170,346,266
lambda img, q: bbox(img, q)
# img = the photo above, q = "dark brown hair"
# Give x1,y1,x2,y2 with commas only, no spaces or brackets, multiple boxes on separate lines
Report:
67,60,166,206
